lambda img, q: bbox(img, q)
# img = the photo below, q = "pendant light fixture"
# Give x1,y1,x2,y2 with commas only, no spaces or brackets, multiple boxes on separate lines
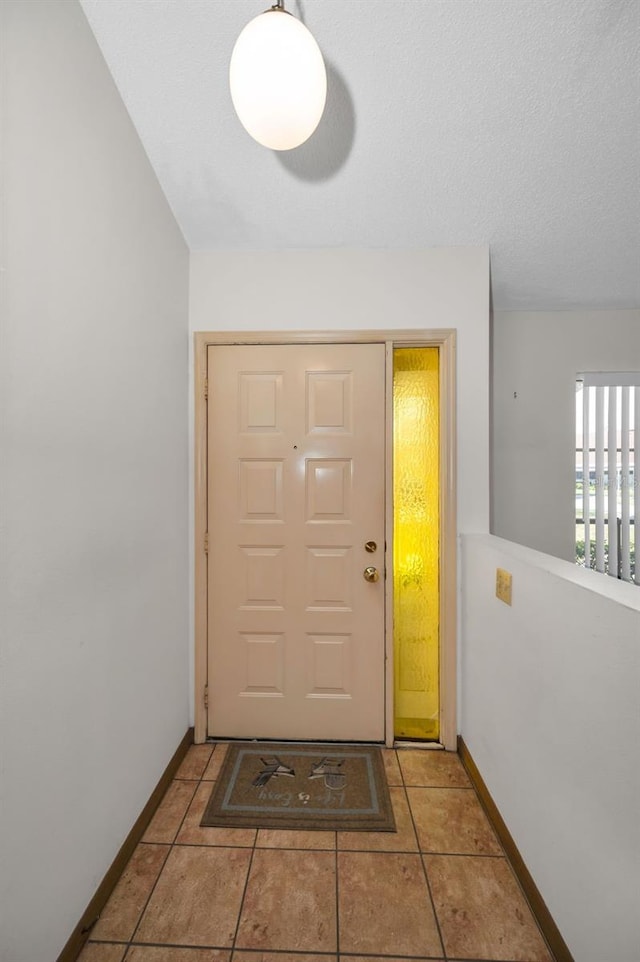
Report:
230,0,327,151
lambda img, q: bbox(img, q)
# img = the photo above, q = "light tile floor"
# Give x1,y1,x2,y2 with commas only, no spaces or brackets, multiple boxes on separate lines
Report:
78,744,555,962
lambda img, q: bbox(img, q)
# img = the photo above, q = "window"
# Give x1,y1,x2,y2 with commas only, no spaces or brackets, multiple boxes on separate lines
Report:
576,373,638,584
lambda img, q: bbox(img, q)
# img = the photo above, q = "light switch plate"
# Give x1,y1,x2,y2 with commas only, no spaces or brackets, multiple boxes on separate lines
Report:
496,568,513,605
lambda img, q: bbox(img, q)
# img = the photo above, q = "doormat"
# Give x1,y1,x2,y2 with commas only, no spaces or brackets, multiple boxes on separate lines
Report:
200,743,396,832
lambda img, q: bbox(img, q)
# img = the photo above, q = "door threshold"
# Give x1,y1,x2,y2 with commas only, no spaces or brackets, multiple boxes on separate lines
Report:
393,740,444,750
205,737,387,747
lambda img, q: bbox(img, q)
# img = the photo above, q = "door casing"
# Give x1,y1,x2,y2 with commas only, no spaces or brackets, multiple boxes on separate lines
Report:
194,329,457,749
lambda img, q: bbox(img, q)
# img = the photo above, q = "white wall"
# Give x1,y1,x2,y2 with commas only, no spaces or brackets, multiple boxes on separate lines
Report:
461,534,640,962
492,309,640,561
0,3,189,960
189,247,491,720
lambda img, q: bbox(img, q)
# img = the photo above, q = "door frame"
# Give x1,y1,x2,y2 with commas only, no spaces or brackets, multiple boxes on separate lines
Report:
194,329,457,749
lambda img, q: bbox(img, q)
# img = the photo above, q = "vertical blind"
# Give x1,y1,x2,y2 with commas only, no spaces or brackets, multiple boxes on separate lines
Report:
577,373,639,585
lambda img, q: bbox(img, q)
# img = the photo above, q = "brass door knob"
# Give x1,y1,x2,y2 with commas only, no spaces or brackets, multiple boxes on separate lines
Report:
363,566,380,583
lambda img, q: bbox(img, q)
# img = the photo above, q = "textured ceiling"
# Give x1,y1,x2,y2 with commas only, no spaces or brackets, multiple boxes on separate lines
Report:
80,0,639,311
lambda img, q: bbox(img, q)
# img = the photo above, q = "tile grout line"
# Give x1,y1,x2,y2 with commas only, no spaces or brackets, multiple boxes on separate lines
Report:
123,743,213,956
402,784,475,790
122,841,172,957
91,943,539,962
171,742,216,849
229,791,260,956
335,843,506,859
203,742,261,957
335,829,340,959
397,749,448,961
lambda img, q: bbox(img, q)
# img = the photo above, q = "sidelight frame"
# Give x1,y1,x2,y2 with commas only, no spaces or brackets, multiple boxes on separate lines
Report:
194,329,457,749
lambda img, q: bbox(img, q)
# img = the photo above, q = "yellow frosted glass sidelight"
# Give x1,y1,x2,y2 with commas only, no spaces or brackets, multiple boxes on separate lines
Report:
393,348,440,740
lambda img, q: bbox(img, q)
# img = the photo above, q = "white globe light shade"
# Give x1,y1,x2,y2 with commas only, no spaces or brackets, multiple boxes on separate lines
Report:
230,10,327,151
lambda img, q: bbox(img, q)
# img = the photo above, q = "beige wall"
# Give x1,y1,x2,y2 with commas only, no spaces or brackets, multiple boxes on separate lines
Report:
0,3,189,959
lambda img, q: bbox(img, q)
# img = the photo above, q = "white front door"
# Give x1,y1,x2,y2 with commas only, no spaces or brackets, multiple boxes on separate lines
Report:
207,343,386,740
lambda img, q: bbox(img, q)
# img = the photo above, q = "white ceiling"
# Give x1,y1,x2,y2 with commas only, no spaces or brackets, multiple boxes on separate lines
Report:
80,0,639,311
